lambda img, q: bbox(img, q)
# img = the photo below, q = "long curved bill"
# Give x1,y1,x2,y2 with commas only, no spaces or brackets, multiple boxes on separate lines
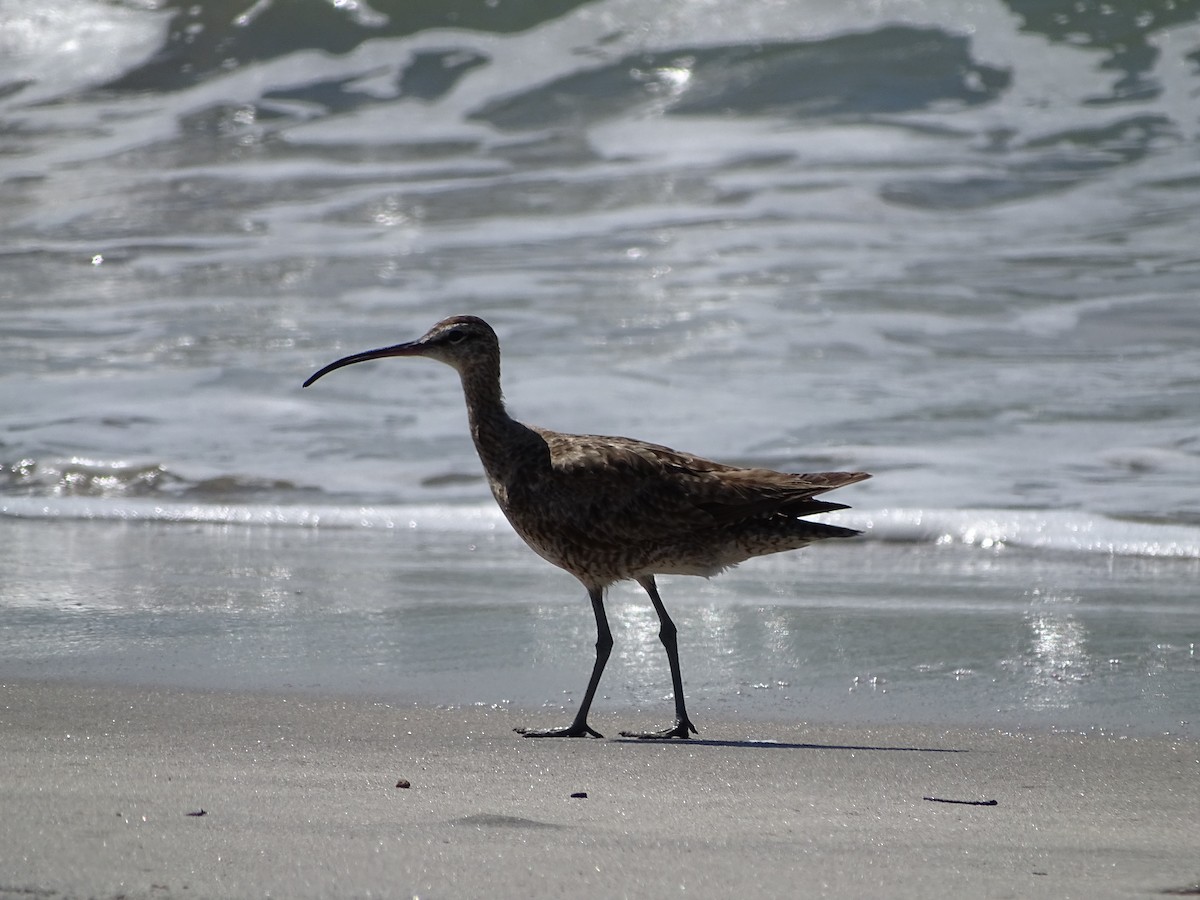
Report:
303,341,422,387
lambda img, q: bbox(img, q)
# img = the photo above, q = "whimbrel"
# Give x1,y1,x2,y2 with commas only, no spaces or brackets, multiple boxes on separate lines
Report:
304,315,869,739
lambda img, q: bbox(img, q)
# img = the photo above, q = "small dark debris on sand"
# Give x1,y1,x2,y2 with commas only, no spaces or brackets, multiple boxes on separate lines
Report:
923,796,997,806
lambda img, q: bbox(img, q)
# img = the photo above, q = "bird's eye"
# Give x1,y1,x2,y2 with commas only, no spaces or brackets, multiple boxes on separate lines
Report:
445,328,467,344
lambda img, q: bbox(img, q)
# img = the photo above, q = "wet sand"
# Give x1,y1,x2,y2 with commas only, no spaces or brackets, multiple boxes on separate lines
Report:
1,680,1197,899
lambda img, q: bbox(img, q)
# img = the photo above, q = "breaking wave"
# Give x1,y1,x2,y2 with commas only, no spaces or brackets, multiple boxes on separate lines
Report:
2,496,1196,560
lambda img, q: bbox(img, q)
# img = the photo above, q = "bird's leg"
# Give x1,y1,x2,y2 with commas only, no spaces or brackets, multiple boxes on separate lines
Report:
620,575,699,740
516,586,611,738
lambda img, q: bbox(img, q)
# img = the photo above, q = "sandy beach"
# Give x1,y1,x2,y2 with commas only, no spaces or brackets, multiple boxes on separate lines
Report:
1,680,1196,899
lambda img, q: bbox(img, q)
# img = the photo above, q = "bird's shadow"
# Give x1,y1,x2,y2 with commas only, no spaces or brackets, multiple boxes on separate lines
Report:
611,737,966,753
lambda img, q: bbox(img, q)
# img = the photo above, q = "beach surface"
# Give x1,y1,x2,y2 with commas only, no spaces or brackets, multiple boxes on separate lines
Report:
2,680,1197,900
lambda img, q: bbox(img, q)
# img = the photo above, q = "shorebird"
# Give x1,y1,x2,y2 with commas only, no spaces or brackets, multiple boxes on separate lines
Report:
304,315,869,739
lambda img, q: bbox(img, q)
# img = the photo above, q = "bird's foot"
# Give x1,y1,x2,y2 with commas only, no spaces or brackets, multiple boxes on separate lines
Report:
619,717,698,740
515,722,604,739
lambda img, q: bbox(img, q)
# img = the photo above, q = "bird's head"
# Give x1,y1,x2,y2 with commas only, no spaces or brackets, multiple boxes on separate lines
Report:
303,315,500,387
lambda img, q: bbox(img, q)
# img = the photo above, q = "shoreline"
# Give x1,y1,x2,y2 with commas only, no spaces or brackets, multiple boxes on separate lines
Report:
2,679,1197,899
4,515,1198,740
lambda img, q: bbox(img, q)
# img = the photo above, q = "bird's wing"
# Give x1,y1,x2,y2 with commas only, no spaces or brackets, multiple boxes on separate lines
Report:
532,430,867,544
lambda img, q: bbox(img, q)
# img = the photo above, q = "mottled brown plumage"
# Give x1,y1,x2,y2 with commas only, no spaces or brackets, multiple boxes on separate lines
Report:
304,315,870,739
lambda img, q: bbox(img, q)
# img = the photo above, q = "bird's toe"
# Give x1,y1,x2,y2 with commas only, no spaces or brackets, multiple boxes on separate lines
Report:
514,723,604,739
619,718,697,740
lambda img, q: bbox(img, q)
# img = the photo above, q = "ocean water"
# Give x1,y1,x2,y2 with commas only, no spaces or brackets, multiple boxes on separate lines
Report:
1,0,1198,735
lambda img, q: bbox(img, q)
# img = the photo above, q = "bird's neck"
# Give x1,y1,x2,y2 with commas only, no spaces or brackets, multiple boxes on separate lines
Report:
458,362,544,481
